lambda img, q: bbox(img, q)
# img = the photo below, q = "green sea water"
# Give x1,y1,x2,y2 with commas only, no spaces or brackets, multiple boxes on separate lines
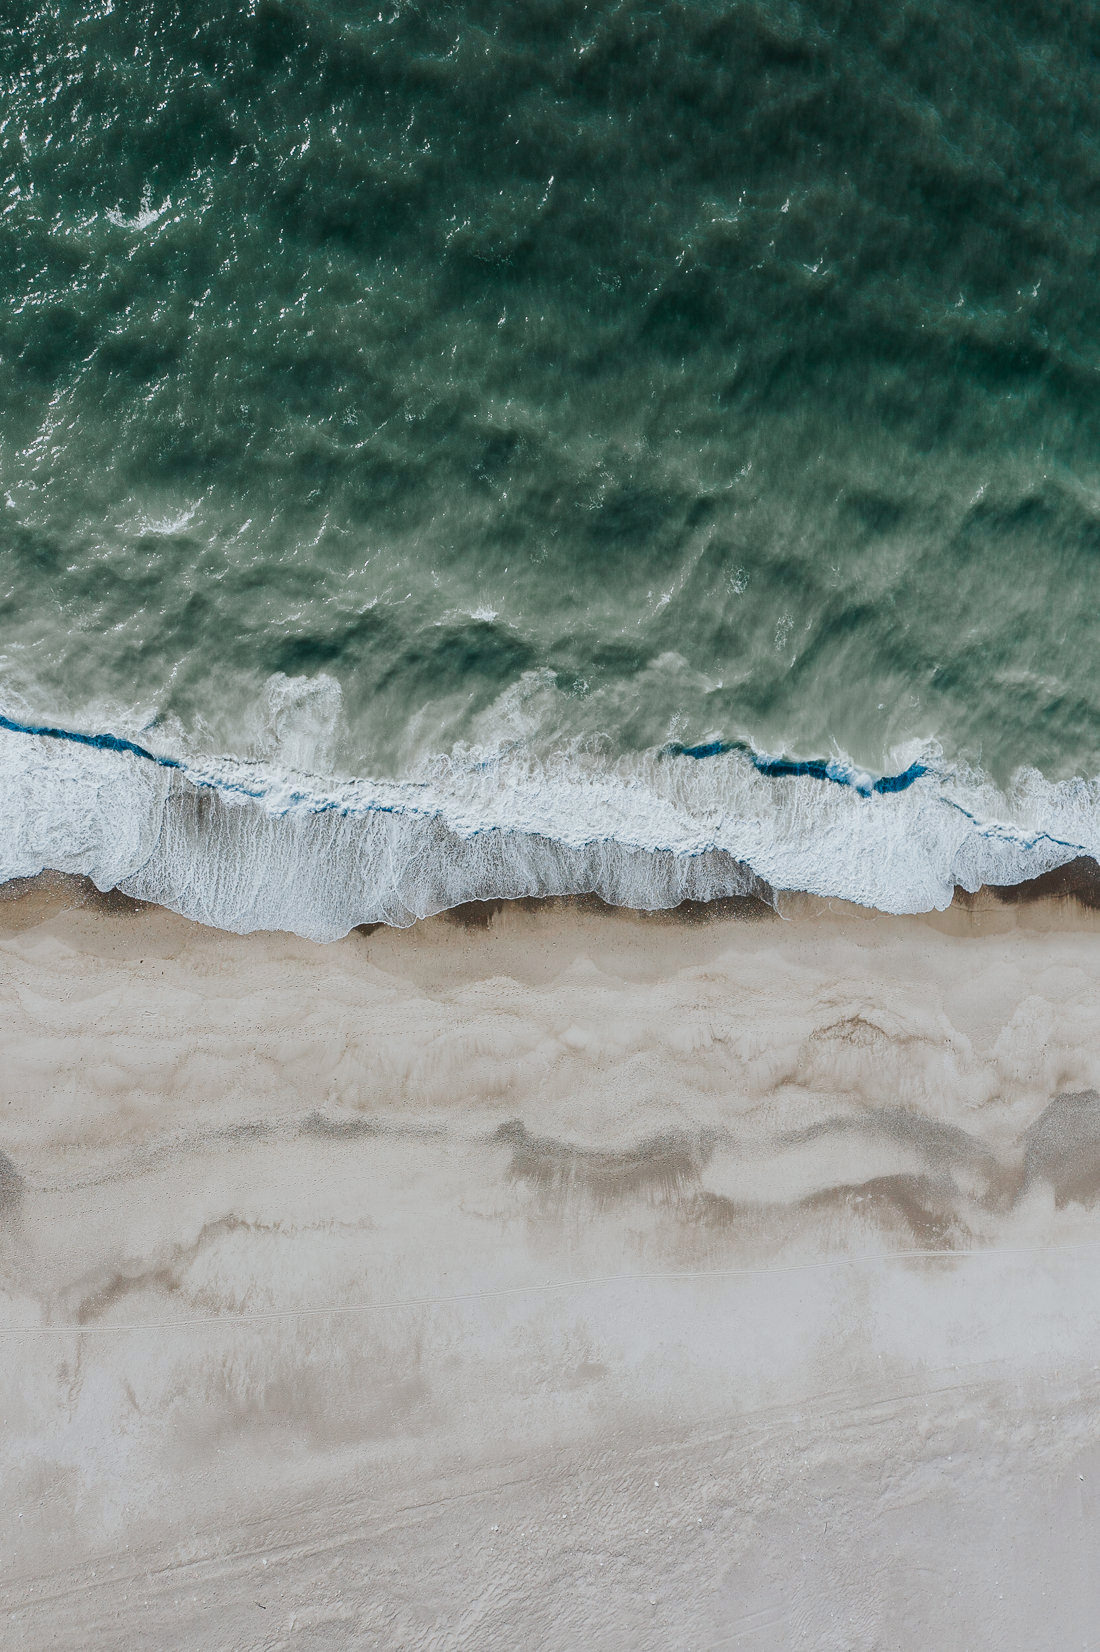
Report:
1,0,1100,931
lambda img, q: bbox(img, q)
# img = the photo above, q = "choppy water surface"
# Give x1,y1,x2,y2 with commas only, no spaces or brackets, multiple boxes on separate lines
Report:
2,0,1100,932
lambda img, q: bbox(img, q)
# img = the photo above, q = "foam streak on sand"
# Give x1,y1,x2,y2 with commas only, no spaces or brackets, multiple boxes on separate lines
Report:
1,717,1100,935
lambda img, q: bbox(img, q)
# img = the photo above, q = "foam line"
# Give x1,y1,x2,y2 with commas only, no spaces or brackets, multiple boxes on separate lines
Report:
0,715,1095,937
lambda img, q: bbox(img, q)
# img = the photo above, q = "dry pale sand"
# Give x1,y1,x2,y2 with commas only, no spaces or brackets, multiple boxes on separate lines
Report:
2,875,1100,1649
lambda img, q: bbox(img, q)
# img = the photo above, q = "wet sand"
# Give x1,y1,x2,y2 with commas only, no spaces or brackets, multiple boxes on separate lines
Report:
3,876,1100,1648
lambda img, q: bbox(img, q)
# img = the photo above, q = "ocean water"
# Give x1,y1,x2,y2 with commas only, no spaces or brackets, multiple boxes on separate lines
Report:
2,0,1100,935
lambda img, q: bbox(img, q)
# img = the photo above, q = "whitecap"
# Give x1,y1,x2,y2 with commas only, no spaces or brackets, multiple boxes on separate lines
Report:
106,187,171,232
136,506,198,536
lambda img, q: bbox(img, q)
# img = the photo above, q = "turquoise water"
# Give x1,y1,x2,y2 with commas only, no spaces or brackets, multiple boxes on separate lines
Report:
2,0,1100,933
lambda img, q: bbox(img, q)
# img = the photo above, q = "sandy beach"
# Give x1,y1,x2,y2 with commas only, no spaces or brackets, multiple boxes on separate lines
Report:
3,877,1100,1648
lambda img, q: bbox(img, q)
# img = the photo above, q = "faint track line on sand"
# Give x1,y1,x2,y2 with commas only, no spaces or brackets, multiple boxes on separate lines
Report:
2,1237,1100,1336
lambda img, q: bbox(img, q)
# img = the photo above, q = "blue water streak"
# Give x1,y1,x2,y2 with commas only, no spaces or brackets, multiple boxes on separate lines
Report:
666,738,929,797
0,713,183,770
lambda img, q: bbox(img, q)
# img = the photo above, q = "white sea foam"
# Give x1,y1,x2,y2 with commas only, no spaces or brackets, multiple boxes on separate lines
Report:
0,721,1096,939
106,187,171,232
137,506,198,536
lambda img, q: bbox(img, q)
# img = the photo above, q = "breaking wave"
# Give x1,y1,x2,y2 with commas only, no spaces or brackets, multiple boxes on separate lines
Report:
0,714,1097,939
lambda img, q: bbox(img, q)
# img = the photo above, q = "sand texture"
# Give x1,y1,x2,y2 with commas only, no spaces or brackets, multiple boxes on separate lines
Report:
2,879,1100,1649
